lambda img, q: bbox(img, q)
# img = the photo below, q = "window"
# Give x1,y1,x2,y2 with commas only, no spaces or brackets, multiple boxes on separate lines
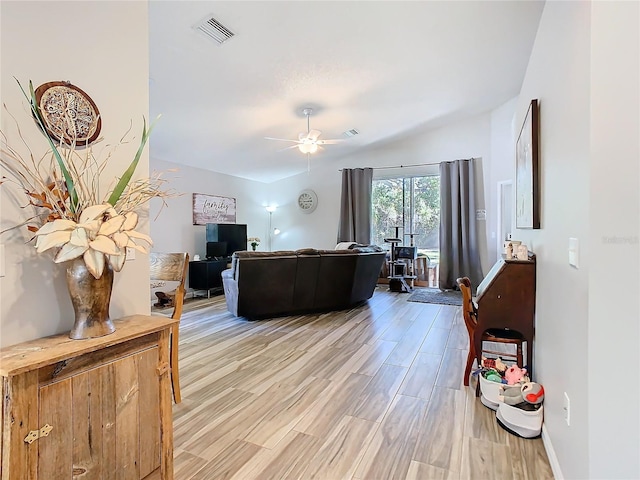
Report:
371,175,440,261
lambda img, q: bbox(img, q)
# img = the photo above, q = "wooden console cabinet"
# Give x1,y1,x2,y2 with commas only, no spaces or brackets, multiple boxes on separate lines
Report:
0,315,178,479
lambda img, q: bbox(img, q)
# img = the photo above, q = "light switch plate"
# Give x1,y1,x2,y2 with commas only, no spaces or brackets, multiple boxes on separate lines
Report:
569,237,579,268
126,247,136,261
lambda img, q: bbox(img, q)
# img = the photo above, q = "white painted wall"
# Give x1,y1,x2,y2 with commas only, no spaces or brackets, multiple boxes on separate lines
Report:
515,3,591,477
488,98,518,261
587,2,639,478
516,1,639,478
0,1,150,347
149,159,269,277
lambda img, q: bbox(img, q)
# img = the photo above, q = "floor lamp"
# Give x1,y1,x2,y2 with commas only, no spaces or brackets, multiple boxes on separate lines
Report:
266,206,276,251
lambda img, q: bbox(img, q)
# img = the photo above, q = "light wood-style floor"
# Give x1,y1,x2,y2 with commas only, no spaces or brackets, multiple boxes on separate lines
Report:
169,288,553,480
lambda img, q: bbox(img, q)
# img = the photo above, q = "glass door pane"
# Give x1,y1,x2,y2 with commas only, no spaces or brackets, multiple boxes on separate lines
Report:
371,178,405,246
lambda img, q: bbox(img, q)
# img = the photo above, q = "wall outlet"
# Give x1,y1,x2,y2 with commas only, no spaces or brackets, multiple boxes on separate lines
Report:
563,392,571,426
126,247,136,261
476,209,487,220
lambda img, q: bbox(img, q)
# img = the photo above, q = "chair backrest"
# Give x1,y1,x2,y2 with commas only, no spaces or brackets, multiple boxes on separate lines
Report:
150,252,189,320
456,276,477,337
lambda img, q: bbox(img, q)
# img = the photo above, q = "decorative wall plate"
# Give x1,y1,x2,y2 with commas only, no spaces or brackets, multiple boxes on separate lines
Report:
34,81,101,146
297,189,318,214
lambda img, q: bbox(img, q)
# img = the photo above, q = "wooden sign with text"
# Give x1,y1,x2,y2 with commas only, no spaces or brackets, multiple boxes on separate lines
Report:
192,193,236,225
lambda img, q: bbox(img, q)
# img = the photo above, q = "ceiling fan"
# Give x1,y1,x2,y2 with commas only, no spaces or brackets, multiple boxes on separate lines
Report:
265,108,344,156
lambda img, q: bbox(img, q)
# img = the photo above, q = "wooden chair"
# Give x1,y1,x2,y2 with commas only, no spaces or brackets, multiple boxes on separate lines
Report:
150,252,189,404
456,276,524,392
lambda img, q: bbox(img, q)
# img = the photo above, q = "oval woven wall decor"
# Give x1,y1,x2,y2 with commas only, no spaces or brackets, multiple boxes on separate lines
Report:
34,81,101,146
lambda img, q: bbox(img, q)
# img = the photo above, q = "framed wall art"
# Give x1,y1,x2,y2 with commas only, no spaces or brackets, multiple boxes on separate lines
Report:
192,193,236,225
515,99,540,229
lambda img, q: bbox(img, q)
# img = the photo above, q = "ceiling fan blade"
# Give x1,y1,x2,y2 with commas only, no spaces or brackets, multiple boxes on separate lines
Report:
317,139,344,145
278,144,300,152
307,129,322,141
298,132,308,141
264,136,301,143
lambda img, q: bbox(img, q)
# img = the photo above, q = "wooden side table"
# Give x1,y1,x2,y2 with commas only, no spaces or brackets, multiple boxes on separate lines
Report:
0,315,178,479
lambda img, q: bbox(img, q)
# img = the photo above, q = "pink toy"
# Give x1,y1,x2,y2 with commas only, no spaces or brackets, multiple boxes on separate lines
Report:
504,365,528,385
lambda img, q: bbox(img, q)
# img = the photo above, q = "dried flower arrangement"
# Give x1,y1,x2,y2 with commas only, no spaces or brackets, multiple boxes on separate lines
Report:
1,79,175,279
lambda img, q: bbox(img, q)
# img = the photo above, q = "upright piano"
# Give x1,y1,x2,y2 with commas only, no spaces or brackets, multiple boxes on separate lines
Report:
475,252,536,374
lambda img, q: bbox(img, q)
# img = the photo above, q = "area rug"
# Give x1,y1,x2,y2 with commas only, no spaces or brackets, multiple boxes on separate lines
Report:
407,287,462,306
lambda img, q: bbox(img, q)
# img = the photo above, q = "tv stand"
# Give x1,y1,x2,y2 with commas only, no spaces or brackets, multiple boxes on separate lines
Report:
189,259,229,298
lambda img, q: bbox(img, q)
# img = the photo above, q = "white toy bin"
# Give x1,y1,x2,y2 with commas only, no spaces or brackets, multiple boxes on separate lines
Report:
496,402,544,438
478,374,503,411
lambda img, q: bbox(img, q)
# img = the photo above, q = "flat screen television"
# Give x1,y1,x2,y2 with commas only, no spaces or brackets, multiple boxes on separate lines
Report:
205,223,247,258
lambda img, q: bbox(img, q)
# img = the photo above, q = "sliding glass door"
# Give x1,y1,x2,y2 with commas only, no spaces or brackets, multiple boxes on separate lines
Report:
372,175,440,286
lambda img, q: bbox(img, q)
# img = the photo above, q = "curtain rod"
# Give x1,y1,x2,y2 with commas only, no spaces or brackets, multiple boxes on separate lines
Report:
338,161,440,172
338,158,475,171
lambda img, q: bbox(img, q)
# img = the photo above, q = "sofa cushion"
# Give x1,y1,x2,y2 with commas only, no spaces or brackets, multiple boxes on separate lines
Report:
295,248,319,255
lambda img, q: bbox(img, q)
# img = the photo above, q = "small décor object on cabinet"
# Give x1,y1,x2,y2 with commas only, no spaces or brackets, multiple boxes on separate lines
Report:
0,79,175,339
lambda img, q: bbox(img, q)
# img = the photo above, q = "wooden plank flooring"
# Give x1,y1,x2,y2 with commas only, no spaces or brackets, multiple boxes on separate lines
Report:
168,289,553,479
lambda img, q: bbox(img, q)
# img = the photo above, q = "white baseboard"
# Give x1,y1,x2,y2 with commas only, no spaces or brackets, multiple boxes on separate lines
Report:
541,424,563,480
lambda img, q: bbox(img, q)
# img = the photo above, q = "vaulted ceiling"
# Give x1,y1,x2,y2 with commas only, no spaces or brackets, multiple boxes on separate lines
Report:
149,1,545,183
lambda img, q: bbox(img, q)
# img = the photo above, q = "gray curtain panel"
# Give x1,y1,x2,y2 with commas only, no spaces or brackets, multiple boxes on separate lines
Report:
337,168,373,244
439,159,484,290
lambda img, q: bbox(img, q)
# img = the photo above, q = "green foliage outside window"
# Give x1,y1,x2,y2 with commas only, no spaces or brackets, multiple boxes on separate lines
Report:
371,175,440,261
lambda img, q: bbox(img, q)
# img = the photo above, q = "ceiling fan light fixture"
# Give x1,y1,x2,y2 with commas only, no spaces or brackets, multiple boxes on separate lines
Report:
298,141,318,154
265,107,342,162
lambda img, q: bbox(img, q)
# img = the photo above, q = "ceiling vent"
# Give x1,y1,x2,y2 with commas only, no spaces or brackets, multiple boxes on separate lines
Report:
343,129,360,137
194,15,235,45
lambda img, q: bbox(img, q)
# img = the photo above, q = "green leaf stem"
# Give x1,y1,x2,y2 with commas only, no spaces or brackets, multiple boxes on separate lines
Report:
107,116,158,207
16,79,79,214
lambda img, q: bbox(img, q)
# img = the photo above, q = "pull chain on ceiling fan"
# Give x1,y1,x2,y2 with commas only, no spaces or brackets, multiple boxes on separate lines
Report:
265,108,344,171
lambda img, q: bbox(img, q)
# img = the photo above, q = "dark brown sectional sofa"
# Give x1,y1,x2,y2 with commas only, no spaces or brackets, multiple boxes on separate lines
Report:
221,247,386,319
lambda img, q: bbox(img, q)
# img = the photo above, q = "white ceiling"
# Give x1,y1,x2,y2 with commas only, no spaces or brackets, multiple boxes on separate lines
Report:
149,1,544,184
